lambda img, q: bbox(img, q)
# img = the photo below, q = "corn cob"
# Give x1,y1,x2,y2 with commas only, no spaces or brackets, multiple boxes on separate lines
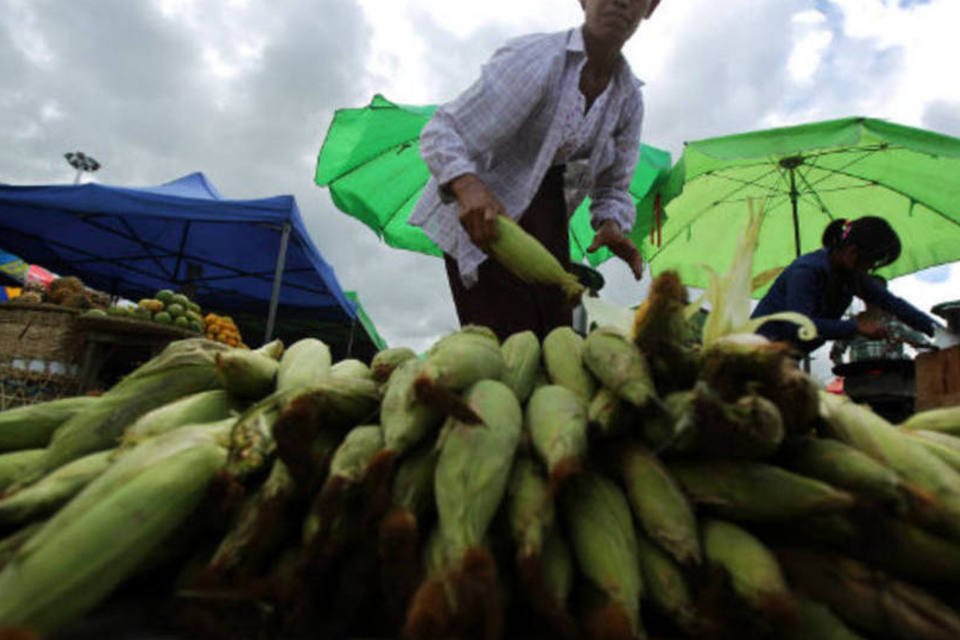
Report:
0,450,113,525
276,338,332,391
36,339,224,476
620,442,700,566
543,327,595,403
499,330,541,404
819,392,960,538
214,349,279,399
0,450,46,494
0,396,99,452
784,436,907,512
0,435,227,634
562,472,643,638
122,389,241,445
330,358,374,380
371,347,417,384
414,329,504,422
702,519,795,623
778,549,960,640
583,327,657,409
526,385,588,490
488,215,585,304
901,406,960,436
785,596,867,640
668,461,854,522
636,531,700,635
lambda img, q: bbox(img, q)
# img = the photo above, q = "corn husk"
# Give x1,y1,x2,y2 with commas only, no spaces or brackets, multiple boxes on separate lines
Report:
0,396,99,452
526,385,588,490
499,331,541,404
587,387,633,440
543,327,595,403
330,358,374,381
0,521,44,571
254,338,285,360
583,327,657,409
631,271,699,393
381,359,444,455
122,389,241,444
620,443,700,566
819,392,960,538
909,431,960,473
371,347,417,383
702,519,795,622
785,596,867,640
488,215,585,303
562,472,643,637
863,516,960,584
674,382,784,459
778,549,960,640
0,450,113,525
0,434,227,634
636,531,699,634
37,339,224,476
901,406,960,436
414,330,504,421
277,338,332,391
508,457,554,561
669,461,855,522
0,450,46,493
214,349,279,399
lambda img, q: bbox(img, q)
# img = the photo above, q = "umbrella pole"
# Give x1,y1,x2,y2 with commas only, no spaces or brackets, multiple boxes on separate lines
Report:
265,223,292,344
787,166,813,373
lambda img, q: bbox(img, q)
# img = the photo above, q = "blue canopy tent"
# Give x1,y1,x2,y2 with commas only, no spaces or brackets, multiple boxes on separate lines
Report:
0,172,381,358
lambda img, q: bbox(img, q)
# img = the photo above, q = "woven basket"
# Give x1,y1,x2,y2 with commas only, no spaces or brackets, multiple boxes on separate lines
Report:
0,302,84,409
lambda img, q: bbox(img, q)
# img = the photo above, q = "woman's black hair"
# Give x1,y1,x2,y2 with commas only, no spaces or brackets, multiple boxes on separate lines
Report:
822,216,901,269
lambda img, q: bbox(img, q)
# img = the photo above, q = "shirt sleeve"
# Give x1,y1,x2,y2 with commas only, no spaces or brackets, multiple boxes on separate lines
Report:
783,265,859,340
858,277,936,336
588,91,644,232
419,38,551,203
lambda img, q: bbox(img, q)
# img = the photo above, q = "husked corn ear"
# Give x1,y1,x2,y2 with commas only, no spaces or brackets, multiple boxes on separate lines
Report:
500,331,542,404
0,396,99,452
371,347,417,383
0,450,113,525
620,442,700,566
562,472,643,636
583,327,657,408
901,406,960,436
277,338,332,391
122,389,240,445
526,385,588,489
820,392,960,538
543,327,595,403
669,461,854,522
214,349,279,399
488,216,585,303
785,437,907,512
702,519,795,621
435,380,521,556
0,436,227,634
381,359,443,455
0,450,46,493
778,549,960,640
636,531,699,634
330,358,374,381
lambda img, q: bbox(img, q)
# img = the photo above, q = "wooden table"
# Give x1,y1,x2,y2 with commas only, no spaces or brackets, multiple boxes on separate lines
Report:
74,315,200,392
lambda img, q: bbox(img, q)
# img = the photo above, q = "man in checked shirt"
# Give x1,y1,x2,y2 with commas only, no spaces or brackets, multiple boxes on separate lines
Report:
410,0,661,341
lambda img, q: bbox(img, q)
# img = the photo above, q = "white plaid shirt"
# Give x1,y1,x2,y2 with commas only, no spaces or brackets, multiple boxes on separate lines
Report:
409,27,645,286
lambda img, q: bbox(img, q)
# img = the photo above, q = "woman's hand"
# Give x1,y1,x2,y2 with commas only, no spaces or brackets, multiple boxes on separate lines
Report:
587,219,643,280
856,315,889,340
451,174,505,252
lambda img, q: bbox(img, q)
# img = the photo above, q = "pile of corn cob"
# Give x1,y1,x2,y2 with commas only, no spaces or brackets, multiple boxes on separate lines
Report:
0,209,959,638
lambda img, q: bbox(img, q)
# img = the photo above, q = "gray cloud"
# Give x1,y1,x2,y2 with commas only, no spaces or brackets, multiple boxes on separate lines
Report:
923,100,960,137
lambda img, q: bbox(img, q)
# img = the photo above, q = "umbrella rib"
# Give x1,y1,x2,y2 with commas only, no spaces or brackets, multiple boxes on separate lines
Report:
322,137,422,185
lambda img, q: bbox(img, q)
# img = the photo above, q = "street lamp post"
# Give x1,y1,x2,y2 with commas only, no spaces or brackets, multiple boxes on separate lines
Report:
64,151,101,184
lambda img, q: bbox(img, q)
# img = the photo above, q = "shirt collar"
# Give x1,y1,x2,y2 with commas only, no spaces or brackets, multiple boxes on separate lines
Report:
567,27,645,88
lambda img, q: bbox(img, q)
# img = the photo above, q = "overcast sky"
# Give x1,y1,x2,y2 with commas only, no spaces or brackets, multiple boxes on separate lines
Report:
2,0,958,373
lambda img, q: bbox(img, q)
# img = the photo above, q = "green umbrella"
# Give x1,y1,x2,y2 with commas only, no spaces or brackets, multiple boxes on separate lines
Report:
315,94,672,266
646,116,960,295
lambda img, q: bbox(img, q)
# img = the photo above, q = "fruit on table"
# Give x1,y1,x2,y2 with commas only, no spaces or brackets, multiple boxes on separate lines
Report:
204,313,245,348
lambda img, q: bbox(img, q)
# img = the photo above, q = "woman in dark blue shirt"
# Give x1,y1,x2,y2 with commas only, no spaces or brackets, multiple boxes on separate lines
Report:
752,216,936,354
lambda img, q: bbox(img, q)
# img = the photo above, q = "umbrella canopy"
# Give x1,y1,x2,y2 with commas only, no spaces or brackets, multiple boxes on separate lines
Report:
645,117,960,294
316,94,672,267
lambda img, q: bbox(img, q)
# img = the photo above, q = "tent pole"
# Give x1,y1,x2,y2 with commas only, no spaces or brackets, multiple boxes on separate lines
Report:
265,223,291,344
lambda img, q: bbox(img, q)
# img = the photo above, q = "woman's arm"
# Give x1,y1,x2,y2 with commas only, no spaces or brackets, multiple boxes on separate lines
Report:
783,266,860,340
587,94,643,233
859,276,936,336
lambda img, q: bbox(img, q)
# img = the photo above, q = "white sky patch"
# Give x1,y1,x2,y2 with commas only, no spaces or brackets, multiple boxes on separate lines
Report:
39,100,63,121
4,1,57,69
788,11,833,83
